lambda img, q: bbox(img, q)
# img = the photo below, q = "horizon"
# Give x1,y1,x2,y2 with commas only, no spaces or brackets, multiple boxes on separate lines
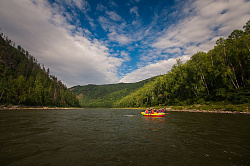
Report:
0,0,249,87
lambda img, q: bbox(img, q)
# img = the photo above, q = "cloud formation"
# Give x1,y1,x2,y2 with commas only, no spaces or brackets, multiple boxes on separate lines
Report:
152,0,250,56
0,0,123,87
105,11,122,21
120,0,250,83
130,6,139,17
120,55,190,83
0,0,249,86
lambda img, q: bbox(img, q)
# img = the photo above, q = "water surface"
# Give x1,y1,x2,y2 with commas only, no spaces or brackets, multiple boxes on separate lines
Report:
0,109,250,165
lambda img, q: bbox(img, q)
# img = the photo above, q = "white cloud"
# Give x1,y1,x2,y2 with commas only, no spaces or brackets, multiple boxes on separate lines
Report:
120,57,184,83
120,0,250,83
105,11,122,21
1,0,249,87
98,14,133,45
130,6,139,17
152,0,250,57
72,0,85,10
120,51,131,62
108,0,118,7
120,54,191,83
66,0,90,11
163,48,182,54
108,32,133,45
0,0,123,87
96,3,106,11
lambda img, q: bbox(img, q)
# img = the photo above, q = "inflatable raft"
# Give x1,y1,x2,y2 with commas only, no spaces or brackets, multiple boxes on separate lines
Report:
141,112,165,117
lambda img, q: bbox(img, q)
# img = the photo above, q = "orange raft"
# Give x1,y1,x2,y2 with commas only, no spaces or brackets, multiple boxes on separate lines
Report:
141,112,166,117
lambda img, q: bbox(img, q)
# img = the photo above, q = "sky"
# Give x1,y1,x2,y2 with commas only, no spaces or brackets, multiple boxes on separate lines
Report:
0,0,249,87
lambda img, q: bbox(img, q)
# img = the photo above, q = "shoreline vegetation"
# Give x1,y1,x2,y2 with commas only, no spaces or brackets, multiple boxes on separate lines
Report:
0,105,84,110
155,104,249,114
165,108,250,114
2,104,248,115
113,104,250,114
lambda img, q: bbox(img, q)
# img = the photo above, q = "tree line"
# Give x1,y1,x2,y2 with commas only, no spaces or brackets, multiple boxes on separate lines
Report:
0,33,80,107
114,20,250,108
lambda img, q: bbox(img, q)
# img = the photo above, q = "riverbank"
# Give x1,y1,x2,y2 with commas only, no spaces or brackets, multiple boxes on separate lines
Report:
151,104,250,114
1,105,249,114
165,108,250,114
111,107,250,114
0,105,84,110
113,103,250,114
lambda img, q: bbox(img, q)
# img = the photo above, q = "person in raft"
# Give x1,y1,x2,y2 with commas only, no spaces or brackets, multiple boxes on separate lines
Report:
145,109,154,114
161,109,164,113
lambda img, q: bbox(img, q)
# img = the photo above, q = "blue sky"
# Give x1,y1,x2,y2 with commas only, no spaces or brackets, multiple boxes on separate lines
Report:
0,0,249,87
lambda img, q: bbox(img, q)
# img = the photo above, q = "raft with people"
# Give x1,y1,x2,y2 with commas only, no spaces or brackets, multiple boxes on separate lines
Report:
141,109,167,117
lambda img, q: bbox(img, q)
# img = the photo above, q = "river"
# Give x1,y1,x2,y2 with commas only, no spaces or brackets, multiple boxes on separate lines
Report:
0,109,250,165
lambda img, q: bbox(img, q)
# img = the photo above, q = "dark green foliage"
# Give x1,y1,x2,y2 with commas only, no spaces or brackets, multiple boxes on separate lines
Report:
0,34,80,107
114,20,250,108
69,78,154,108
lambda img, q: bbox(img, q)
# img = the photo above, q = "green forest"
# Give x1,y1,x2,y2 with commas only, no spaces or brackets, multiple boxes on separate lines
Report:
73,21,250,110
114,21,250,108
70,78,154,108
0,34,80,107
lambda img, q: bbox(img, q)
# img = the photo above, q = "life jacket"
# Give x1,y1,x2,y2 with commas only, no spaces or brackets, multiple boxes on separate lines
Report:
145,110,149,113
151,110,154,114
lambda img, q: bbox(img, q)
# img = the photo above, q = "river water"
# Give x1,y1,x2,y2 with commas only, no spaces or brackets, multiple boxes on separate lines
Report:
0,109,250,166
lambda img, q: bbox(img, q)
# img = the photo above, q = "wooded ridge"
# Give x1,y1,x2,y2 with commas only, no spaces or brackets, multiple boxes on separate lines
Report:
69,78,155,108
0,33,80,107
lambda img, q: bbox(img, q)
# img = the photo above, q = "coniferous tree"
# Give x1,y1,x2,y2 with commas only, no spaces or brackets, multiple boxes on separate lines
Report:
0,34,80,107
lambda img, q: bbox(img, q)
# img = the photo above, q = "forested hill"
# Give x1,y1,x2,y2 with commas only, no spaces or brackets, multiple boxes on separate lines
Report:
69,77,155,108
114,21,250,108
0,34,80,107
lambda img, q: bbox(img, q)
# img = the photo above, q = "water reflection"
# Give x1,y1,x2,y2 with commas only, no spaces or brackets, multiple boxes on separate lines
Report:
142,116,167,123
140,116,169,143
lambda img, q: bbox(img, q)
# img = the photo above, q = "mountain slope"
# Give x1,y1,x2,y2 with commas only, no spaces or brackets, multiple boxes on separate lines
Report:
0,34,80,107
69,78,155,107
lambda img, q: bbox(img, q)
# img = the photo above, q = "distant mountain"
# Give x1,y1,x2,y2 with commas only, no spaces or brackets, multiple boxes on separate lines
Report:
0,34,80,107
69,78,155,108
